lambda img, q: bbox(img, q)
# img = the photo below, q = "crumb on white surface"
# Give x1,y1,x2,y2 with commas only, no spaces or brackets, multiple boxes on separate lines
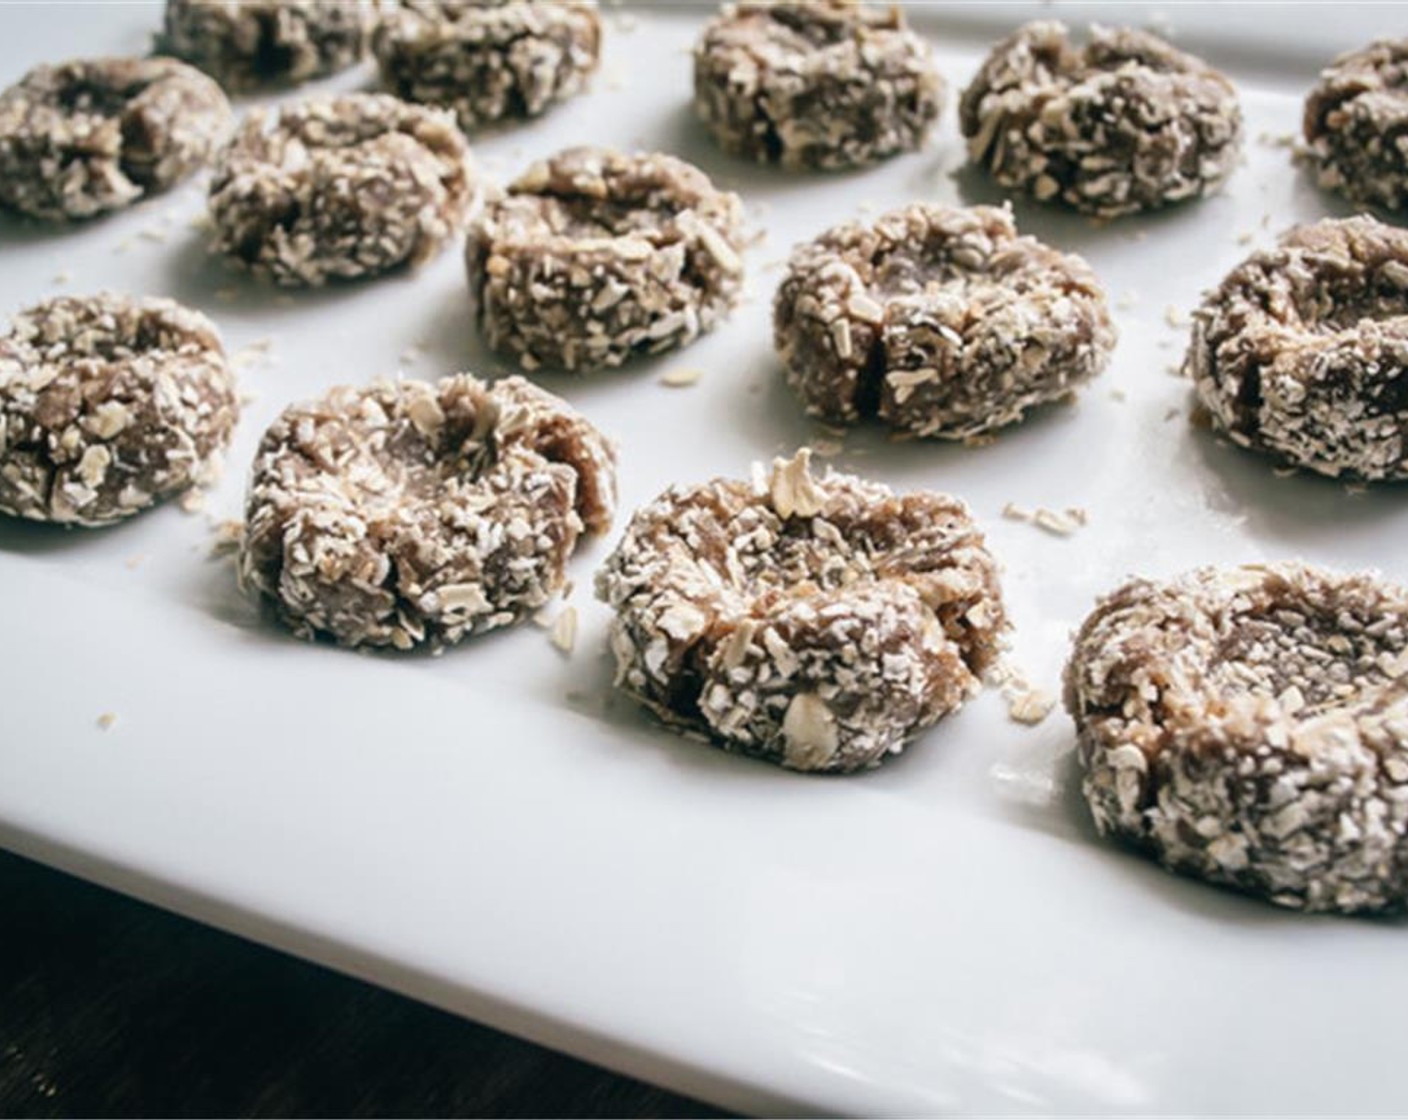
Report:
96,712,117,730
549,606,578,654
659,367,702,388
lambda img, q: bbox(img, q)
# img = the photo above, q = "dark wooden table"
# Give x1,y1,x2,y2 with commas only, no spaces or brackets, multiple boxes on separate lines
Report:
0,849,730,1118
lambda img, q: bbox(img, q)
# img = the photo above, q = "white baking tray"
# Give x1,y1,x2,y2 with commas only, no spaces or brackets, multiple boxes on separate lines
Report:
2,3,1405,1114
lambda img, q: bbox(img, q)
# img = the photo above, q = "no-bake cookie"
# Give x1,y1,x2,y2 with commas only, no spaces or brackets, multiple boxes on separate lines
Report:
466,146,746,371
241,373,615,650
1067,562,1408,915
596,451,1006,772
374,0,601,131
0,294,238,525
208,93,478,286
1186,215,1408,480
774,203,1114,438
159,0,375,90
693,0,944,170
0,56,231,221
960,21,1242,217
1304,38,1408,212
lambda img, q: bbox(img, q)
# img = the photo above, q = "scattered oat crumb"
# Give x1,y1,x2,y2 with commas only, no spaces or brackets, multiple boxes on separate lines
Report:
659,367,702,388
1273,465,1298,478
561,579,575,600
139,227,167,243
810,437,844,457
179,489,207,513
96,712,117,730
1006,682,1056,725
51,270,71,285
1116,291,1139,310
1164,406,1182,422
1237,231,1255,245
1033,507,1086,536
549,605,578,653
1164,304,1185,328
1345,482,1368,496
209,520,242,557
400,344,423,365
1001,501,1032,522
1109,387,1127,402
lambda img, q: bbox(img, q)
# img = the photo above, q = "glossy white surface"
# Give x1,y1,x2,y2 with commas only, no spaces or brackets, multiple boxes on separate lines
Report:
1,3,1404,1114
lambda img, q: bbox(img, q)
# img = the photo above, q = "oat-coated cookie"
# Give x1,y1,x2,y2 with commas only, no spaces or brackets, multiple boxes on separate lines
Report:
693,0,944,170
466,146,746,372
1066,562,1408,915
596,451,1006,773
241,373,616,650
0,294,239,525
1186,215,1408,481
208,93,479,287
774,203,1115,438
960,21,1242,217
0,56,231,221
159,0,375,90
375,0,601,131
1304,38,1408,213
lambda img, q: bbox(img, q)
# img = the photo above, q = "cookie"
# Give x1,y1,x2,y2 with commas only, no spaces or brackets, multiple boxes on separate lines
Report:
466,146,746,372
374,0,600,131
1304,38,1408,213
159,0,375,90
0,294,238,525
1186,215,1408,480
0,56,231,221
773,203,1114,438
240,373,616,650
595,450,1006,773
1066,562,1408,915
959,21,1242,217
692,0,944,170
208,93,479,287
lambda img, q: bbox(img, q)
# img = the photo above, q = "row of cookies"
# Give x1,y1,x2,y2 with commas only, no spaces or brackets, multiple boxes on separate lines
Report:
5,3,1404,227
4,294,1404,919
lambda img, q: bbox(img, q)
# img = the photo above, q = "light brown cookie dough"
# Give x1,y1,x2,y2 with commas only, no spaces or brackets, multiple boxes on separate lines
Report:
0,57,231,221
692,0,944,170
0,294,238,526
208,93,478,287
466,147,746,372
959,21,1242,217
159,0,375,90
595,451,1006,773
240,373,616,650
1186,215,1408,481
1304,39,1408,213
374,0,601,131
1066,562,1408,915
773,203,1115,439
